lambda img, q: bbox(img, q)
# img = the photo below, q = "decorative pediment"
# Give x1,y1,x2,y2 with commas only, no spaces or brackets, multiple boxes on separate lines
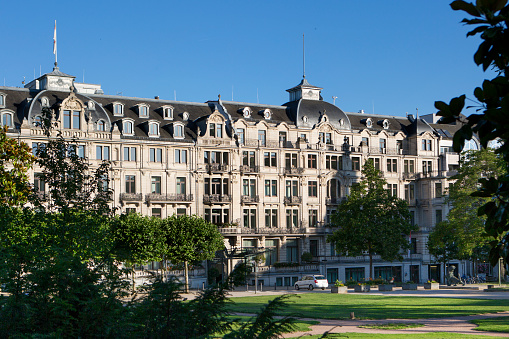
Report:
61,91,84,111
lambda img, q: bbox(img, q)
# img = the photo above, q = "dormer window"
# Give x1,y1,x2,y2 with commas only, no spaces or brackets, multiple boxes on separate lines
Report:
182,112,189,121
1,111,13,128
88,101,95,110
148,121,160,137
365,118,373,128
122,119,134,135
113,103,124,116
163,106,174,120
263,109,272,120
174,123,184,139
0,93,5,108
97,120,105,131
243,107,252,118
382,119,390,129
302,116,308,123
138,104,149,118
209,123,223,138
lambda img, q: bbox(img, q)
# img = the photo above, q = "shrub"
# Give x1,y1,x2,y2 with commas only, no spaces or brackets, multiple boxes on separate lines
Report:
301,252,313,263
334,280,345,287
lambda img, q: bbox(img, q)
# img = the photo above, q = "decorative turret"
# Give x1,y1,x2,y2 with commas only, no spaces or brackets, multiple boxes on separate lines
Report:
286,77,323,102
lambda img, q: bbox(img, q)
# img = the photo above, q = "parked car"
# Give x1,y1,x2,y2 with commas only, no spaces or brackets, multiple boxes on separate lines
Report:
294,275,328,290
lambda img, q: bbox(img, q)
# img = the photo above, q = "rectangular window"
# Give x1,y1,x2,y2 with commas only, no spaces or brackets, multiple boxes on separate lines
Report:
123,147,136,161
410,211,415,225
285,153,298,168
72,111,80,129
152,208,161,219
387,184,397,197
258,130,266,146
387,159,397,172
309,210,318,227
285,180,298,197
243,179,256,197
242,151,256,166
237,128,245,145
175,149,187,164
307,154,317,168
151,176,161,194
125,207,136,214
435,182,443,197
345,267,365,282
310,239,318,256
326,155,341,170
63,110,71,129
435,209,443,224
176,208,187,217
286,239,298,262
352,157,360,171
404,159,415,173
308,180,318,197
427,139,432,151
176,177,186,194
34,173,45,193
361,137,369,147
264,152,277,167
405,184,415,201
279,131,287,144
113,104,123,115
150,148,162,162
265,209,278,228
379,138,386,153
423,160,432,174
243,208,257,228
125,175,136,193
286,210,299,228
264,180,277,197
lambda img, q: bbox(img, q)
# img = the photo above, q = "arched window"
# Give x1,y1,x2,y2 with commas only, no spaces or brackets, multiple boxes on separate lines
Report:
1,111,13,127
123,120,134,135
149,122,159,136
97,120,105,131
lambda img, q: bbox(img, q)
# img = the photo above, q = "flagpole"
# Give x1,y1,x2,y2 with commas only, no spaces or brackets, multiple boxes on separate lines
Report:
53,20,58,67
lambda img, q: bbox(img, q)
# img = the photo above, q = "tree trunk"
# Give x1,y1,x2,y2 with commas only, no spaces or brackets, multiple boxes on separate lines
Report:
368,251,373,280
184,261,189,293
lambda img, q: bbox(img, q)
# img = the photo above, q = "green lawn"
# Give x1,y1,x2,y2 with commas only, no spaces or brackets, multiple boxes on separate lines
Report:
471,316,509,333
358,323,424,330
288,333,500,339
228,294,509,320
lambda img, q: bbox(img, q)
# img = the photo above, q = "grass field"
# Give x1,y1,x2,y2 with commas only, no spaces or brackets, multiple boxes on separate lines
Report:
288,333,500,339
471,316,509,333
228,294,509,320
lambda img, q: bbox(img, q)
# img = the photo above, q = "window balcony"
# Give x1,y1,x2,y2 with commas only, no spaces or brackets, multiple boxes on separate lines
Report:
206,163,229,173
241,195,259,204
145,193,193,202
203,194,232,204
326,197,345,205
284,167,304,175
120,193,143,201
240,165,259,173
284,196,302,205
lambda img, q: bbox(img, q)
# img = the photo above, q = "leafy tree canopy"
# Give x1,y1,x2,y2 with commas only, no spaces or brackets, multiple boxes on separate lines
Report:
0,126,34,206
436,0,509,264
328,159,416,278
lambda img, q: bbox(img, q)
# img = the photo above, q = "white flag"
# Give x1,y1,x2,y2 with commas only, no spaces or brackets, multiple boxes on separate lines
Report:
53,21,57,55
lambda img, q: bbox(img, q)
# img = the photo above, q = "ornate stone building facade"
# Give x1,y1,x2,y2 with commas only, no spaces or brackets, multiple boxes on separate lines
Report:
1,65,474,286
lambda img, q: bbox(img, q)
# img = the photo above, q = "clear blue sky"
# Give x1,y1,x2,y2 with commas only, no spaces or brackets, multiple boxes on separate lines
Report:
1,0,491,117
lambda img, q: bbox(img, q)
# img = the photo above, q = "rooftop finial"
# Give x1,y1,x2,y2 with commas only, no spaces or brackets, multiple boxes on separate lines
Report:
416,108,419,119
302,33,306,79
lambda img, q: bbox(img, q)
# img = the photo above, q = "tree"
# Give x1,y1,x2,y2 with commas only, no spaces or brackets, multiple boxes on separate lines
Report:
328,160,416,279
161,214,225,292
0,126,34,206
436,0,509,265
428,150,505,271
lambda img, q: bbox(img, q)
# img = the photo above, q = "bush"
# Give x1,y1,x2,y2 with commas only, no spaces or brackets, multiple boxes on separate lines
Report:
334,280,345,287
301,252,313,263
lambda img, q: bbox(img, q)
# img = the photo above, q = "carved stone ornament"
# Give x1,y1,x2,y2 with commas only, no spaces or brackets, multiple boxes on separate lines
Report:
61,91,84,111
